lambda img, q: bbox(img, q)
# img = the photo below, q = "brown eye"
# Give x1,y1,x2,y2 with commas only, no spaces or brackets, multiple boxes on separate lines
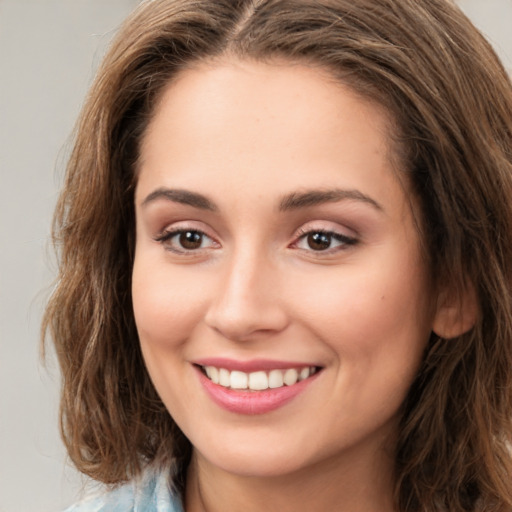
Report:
179,231,203,250
156,228,217,253
294,229,358,253
307,232,332,251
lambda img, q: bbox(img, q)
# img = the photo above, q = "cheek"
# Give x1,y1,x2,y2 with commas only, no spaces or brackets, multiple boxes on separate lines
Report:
289,248,432,380
295,262,431,436
131,256,207,413
132,256,208,347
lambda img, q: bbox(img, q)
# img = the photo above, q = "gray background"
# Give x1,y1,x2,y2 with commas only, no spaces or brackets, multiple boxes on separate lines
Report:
0,1,510,511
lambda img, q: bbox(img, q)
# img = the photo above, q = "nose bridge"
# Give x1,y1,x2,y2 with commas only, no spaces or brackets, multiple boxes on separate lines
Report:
204,242,287,340
224,245,261,302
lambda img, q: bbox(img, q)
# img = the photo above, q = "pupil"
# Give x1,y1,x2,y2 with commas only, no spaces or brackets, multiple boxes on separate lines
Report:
179,231,202,249
307,232,331,250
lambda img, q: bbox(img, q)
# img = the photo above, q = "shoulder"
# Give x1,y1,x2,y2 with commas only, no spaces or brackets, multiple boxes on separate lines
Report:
62,467,184,512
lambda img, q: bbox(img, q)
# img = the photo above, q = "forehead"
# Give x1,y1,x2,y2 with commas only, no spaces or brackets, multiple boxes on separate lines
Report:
141,59,395,156
136,59,407,217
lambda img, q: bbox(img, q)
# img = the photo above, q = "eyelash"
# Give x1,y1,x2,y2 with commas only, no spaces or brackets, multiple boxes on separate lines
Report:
154,227,358,255
293,228,358,253
154,228,218,254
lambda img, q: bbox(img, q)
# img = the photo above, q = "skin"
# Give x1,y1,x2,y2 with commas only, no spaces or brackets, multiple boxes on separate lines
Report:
132,59,443,512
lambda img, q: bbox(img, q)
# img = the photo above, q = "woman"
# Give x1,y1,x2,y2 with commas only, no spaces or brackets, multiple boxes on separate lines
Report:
44,0,512,510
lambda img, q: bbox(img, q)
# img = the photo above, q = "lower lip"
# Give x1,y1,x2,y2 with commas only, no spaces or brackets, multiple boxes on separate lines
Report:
196,368,320,415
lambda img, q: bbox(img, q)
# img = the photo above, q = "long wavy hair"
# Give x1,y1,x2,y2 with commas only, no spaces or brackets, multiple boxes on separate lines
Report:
43,0,512,510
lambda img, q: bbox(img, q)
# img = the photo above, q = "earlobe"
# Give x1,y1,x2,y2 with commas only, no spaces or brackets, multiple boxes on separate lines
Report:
432,283,478,339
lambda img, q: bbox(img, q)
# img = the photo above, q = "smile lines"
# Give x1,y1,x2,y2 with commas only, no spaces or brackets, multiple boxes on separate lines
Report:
200,365,319,391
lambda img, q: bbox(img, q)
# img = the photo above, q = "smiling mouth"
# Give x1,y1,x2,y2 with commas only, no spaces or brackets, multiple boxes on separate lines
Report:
197,365,321,391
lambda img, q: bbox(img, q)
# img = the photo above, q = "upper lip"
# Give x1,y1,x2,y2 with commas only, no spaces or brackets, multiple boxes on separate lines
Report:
193,357,322,373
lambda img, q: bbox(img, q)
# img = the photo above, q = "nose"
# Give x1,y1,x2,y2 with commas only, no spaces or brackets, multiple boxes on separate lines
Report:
204,249,289,341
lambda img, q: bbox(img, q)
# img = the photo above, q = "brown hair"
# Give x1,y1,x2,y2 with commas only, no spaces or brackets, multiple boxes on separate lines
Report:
43,0,512,509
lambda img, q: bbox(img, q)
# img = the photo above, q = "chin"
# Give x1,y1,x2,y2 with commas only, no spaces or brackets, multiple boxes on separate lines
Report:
191,429,317,478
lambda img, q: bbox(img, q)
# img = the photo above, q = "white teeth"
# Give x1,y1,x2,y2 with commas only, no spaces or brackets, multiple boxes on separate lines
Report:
219,368,230,387
249,371,268,390
299,367,310,381
230,371,248,389
268,369,284,388
203,365,317,390
205,366,219,384
283,368,299,386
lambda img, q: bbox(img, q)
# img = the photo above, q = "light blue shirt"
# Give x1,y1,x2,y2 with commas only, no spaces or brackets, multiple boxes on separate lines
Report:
63,468,184,512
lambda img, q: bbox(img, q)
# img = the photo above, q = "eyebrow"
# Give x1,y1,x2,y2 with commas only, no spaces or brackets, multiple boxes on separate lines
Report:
141,188,218,211
141,187,382,213
278,188,383,212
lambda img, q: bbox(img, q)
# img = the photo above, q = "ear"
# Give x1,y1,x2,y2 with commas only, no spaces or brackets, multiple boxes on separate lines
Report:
432,282,478,339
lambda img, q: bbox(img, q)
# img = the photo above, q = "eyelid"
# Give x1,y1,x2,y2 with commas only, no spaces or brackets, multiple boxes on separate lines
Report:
154,222,220,254
154,219,217,240
291,223,359,254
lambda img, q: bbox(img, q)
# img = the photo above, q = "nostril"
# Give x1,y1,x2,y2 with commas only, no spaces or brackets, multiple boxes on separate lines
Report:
204,299,290,342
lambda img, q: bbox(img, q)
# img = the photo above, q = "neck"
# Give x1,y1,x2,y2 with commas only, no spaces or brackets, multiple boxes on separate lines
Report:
184,441,396,512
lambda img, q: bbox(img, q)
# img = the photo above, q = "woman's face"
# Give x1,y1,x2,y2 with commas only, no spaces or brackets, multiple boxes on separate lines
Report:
132,59,437,478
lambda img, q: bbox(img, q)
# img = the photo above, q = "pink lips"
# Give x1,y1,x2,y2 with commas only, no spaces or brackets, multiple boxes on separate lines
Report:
193,358,321,415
